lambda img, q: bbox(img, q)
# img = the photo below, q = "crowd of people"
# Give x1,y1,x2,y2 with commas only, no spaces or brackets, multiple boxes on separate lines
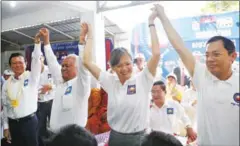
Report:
1,4,239,146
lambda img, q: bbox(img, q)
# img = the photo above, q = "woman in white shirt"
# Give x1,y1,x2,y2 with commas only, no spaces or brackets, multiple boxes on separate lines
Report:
82,5,160,146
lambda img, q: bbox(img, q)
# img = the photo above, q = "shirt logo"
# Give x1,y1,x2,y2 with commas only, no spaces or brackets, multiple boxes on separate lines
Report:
24,79,29,86
231,93,240,106
127,85,136,95
48,74,52,79
167,108,174,114
64,86,72,95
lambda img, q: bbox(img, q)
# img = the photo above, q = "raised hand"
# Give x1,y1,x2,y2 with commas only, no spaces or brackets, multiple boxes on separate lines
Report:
79,23,88,45
39,28,50,45
153,4,165,18
34,32,41,44
149,6,158,24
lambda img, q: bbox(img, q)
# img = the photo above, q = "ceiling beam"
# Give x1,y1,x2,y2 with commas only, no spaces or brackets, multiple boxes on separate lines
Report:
1,38,21,48
97,1,154,13
105,24,117,27
13,30,34,40
43,23,75,40
104,28,115,36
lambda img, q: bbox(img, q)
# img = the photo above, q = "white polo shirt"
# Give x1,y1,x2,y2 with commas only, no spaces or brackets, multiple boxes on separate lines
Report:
181,88,197,130
44,44,91,131
193,61,239,146
99,67,154,133
38,65,55,102
149,99,191,135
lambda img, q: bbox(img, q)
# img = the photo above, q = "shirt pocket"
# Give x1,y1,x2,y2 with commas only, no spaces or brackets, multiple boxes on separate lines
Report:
62,94,74,110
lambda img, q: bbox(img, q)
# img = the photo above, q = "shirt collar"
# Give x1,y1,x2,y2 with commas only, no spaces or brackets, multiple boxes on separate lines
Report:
64,77,77,86
12,71,28,81
212,72,236,85
114,74,136,86
153,100,170,109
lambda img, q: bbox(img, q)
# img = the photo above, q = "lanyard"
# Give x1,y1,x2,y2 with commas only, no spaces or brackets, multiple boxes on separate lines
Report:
6,72,28,107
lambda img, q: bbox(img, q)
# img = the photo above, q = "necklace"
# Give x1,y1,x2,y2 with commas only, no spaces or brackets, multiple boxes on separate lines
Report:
6,71,27,108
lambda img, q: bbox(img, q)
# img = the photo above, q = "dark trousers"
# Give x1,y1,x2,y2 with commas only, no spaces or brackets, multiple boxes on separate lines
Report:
108,129,145,146
37,100,53,146
8,113,38,146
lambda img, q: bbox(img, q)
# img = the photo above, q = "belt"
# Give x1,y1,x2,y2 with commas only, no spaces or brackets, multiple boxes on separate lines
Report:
8,113,36,122
38,99,53,103
111,128,146,135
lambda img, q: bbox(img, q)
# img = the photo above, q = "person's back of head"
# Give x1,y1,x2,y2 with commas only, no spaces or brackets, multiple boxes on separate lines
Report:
141,131,183,146
46,124,97,146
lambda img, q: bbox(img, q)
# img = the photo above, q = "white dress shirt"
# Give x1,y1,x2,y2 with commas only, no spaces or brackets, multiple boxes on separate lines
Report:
149,99,191,135
2,43,42,129
193,61,239,146
38,65,55,102
99,67,154,133
43,44,91,131
181,88,197,130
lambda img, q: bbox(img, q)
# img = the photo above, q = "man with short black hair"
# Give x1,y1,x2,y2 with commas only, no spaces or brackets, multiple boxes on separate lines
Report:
2,32,42,146
141,131,183,146
155,4,239,145
150,81,196,142
46,124,97,146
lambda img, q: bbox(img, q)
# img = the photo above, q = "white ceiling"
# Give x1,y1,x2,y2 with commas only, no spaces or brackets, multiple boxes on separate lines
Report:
2,1,59,19
1,1,125,51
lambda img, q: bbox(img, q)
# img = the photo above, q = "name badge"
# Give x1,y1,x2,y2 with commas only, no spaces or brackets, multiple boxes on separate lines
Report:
48,74,52,79
167,108,174,114
127,85,136,95
11,99,19,108
64,86,72,95
231,93,240,106
24,79,29,86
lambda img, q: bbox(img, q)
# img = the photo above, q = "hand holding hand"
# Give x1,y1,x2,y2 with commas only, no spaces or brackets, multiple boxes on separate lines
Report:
39,84,52,94
39,28,50,45
154,4,165,19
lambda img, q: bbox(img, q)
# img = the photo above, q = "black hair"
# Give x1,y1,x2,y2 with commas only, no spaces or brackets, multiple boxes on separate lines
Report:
141,131,183,146
46,124,97,146
9,53,25,65
207,36,235,55
153,81,166,93
110,47,132,67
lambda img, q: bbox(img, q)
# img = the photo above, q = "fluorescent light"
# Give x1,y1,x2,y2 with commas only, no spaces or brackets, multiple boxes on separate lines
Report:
10,1,16,8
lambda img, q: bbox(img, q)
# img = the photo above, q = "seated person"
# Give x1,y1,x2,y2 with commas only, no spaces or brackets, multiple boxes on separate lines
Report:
46,124,97,146
150,81,197,142
165,73,184,103
86,88,110,134
141,131,183,146
86,88,102,134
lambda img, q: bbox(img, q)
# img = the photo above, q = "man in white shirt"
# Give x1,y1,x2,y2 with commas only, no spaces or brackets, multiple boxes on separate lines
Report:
150,81,197,143
133,53,162,81
155,4,239,145
38,27,91,132
2,32,42,146
37,55,56,146
181,80,197,131
133,53,146,74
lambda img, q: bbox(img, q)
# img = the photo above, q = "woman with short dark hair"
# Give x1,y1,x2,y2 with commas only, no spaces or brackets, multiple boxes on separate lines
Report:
82,5,161,146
